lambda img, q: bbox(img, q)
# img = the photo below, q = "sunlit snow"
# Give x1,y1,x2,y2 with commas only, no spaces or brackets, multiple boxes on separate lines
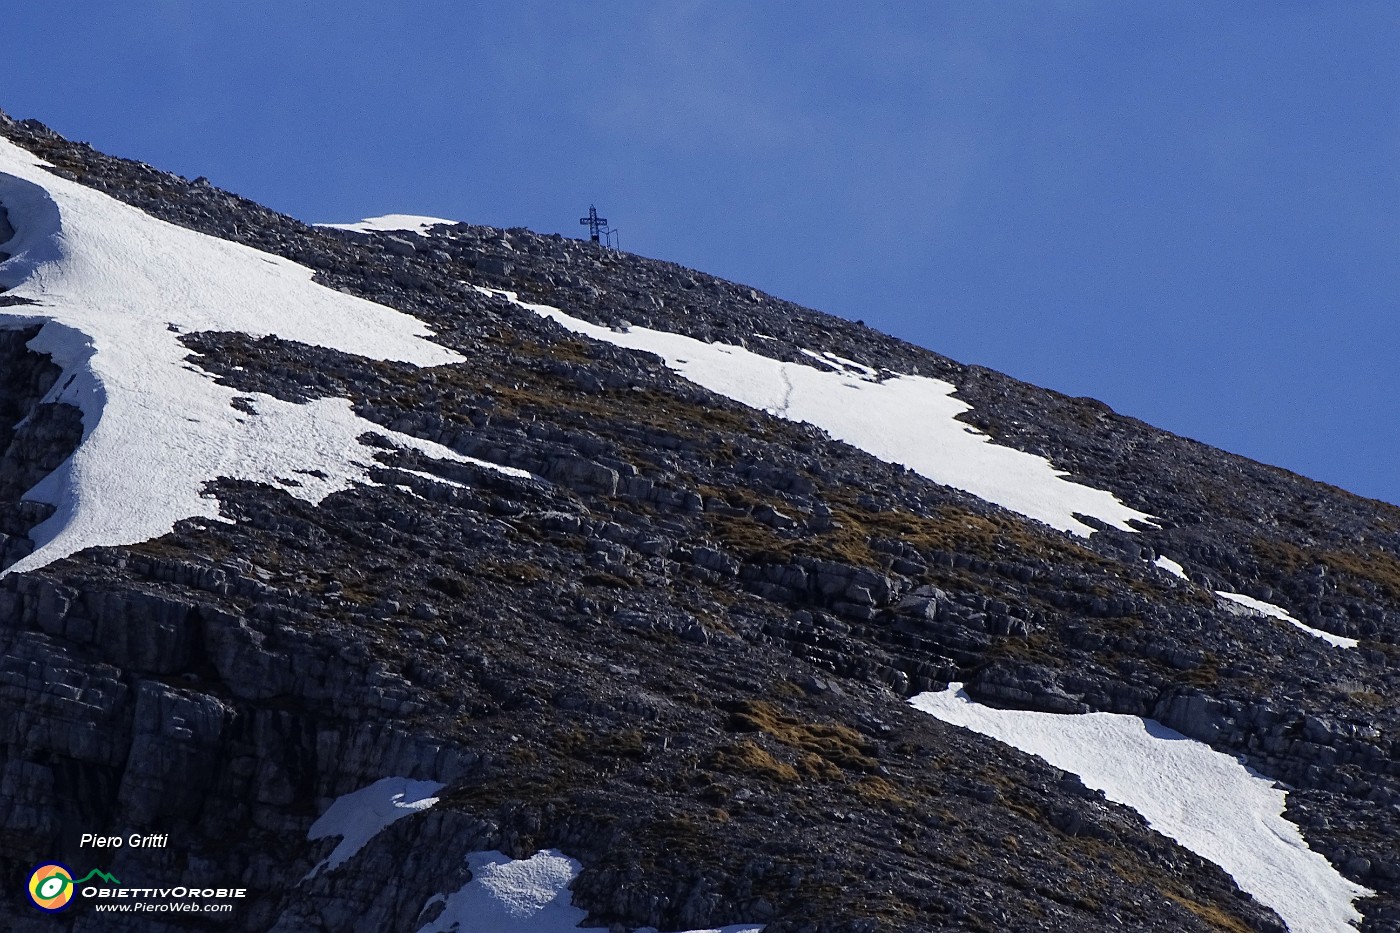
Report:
318,214,457,235
305,777,445,879
798,347,877,377
1217,591,1359,649
1153,554,1188,579
0,138,524,574
484,288,1153,537
417,849,763,933
911,684,1372,933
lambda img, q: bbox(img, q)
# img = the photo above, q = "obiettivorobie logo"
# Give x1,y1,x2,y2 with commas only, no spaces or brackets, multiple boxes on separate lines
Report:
25,859,247,916
26,863,121,912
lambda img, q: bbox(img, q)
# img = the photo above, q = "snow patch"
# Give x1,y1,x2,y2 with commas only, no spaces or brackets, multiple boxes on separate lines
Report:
0,137,522,574
798,347,877,377
1217,591,1359,649
318,213,457,235
910,684,1371,933
396,467,472,490
484,288,1153,537
416,849,764,933
305,777,445,879
1153,554,1188,579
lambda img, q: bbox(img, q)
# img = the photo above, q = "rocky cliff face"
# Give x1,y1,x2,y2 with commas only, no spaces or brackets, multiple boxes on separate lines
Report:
0,112,1397,932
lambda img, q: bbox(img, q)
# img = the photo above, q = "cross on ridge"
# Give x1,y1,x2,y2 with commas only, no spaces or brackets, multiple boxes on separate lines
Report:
579,205,608,242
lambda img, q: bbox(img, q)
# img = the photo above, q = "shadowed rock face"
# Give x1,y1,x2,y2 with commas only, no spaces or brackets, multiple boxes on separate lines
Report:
0,325,83,568
0,112,1395,932
0,199,15,254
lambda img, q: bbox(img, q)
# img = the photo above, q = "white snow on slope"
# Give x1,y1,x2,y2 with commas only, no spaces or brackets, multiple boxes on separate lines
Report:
798,347,877,377
303,783,765,930
911,685,1372,933
1217,591,1359,649
318,214,457,235
482,288,1153,537
305,777,445,879
417,849,763,933
1153,554,1188,579
0,137,526,574
1148,560,1353,648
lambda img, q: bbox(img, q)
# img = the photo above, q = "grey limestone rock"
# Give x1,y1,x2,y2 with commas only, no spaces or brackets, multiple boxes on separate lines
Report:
0,112,1394,933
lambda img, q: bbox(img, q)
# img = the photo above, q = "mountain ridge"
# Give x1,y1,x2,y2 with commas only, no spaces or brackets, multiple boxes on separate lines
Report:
0,109,1396,932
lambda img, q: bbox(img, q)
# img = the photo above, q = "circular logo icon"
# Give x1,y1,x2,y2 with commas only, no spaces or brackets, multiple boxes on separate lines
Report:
27,863,75,912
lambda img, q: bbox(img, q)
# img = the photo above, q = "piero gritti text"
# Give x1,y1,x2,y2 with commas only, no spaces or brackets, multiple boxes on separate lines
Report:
80,833,170,849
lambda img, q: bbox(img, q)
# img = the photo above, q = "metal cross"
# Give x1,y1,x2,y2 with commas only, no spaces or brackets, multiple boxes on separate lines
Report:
579,205,608,243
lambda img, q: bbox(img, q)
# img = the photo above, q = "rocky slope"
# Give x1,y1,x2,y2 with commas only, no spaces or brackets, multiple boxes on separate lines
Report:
0,110,1397,932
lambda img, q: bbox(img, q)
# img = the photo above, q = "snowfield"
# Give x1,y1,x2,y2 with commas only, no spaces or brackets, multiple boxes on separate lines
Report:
417,849,764,933
0,137,525,574
1153,554,1188,579
911,685,1372,933
305,777,445,879
317,213,458,235
305,781,764,933
1216,590,1360,649
482,288,1153,537
1151,556,1354,648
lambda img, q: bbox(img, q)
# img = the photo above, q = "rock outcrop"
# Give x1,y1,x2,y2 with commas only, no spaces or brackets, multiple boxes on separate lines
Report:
0,111,1396,932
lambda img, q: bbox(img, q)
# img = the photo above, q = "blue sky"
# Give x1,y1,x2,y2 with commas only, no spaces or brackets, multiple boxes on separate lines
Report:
9,3,1400,504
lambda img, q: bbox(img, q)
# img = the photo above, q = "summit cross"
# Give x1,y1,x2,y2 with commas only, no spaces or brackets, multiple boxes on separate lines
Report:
579,205,608,243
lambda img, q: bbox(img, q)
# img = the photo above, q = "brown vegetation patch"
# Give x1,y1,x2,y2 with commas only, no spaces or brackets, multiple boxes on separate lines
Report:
704,490,1122,598
710,740,799,782
853,775,909,806
487,365,773,443
1255,536,1400,603
1163,892,1257,933
725,700,877,773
